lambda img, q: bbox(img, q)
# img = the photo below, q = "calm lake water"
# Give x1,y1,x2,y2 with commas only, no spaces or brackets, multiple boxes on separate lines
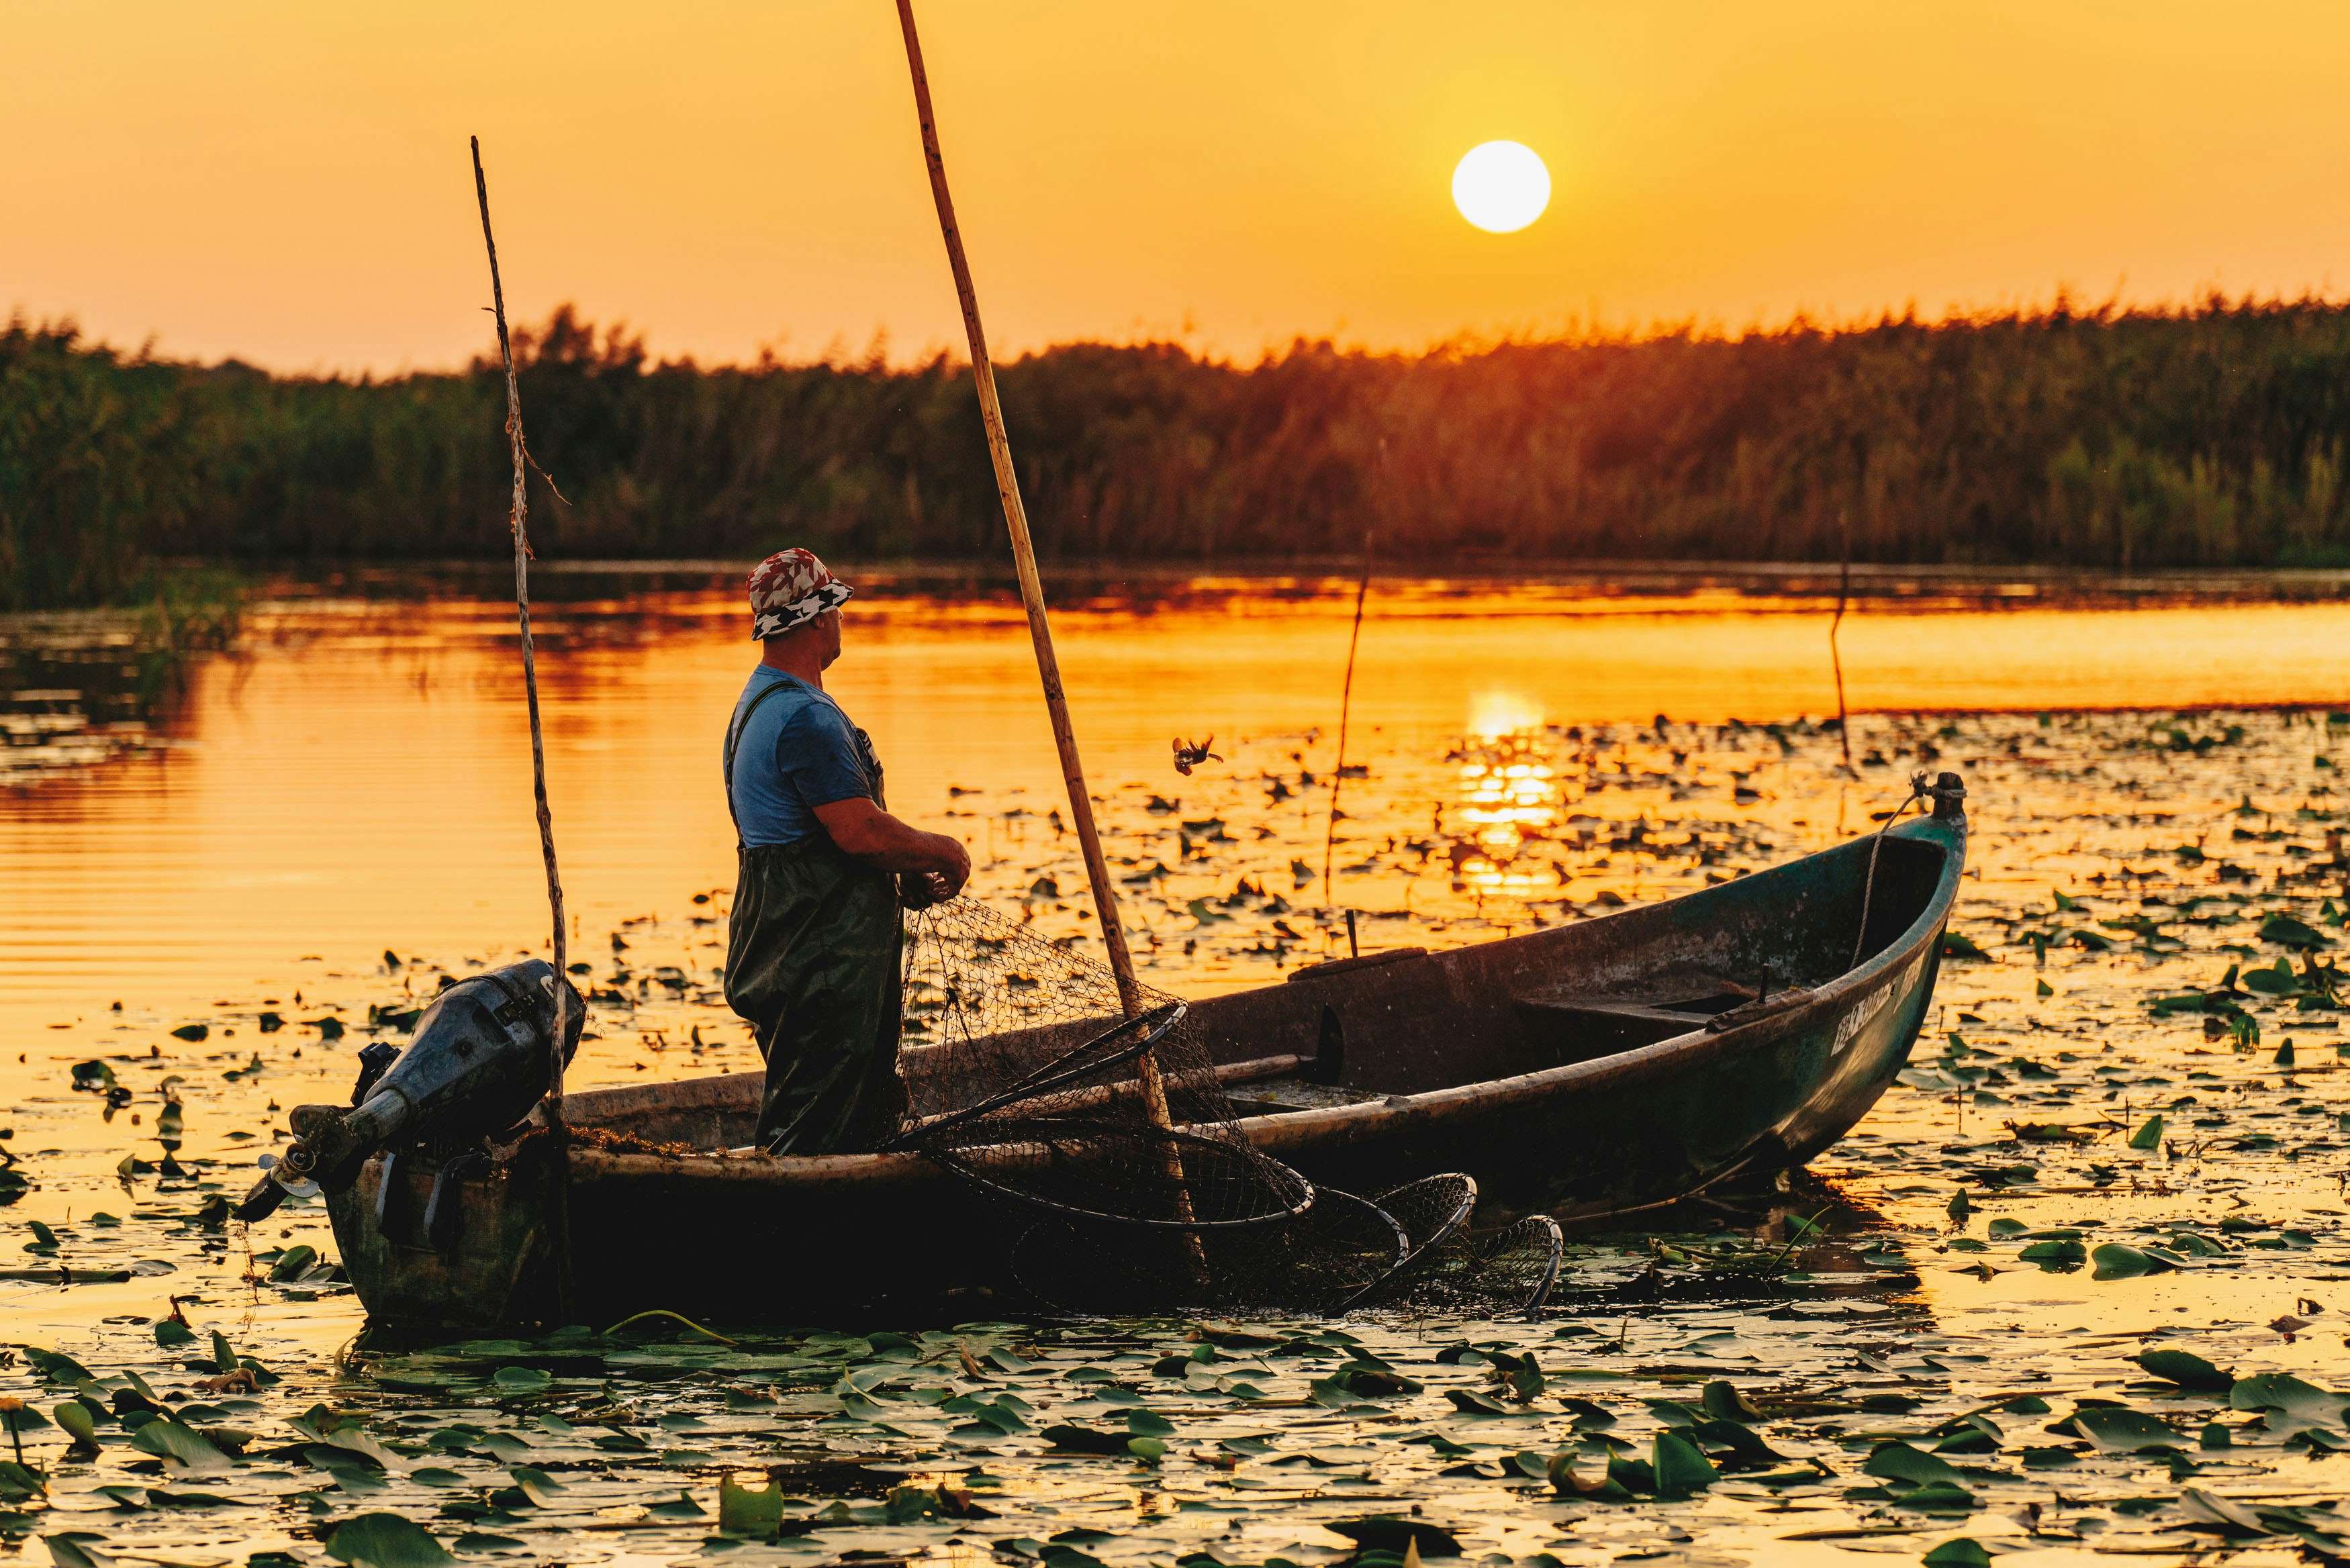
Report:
10,568,2350,1041
3,568,2350,1568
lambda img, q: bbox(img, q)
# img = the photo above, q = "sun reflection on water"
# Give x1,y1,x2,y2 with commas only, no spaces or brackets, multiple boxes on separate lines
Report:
1452,692,1559,895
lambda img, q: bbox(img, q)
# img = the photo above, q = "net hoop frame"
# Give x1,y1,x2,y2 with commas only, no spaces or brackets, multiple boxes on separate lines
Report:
1331,1173,1479,1314
925,1124,1317,1230
882,999,1188,1153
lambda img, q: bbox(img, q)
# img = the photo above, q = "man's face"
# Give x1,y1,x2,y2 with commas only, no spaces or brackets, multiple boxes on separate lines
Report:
816,607,845,669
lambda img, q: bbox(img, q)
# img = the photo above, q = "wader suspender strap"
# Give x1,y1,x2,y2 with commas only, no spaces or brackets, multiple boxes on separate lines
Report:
723,681,798,841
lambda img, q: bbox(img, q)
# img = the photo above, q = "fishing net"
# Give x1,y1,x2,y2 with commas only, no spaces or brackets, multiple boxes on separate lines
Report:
895,900,1310,1229
894,899,1562,1316
1403,1215,1566,1317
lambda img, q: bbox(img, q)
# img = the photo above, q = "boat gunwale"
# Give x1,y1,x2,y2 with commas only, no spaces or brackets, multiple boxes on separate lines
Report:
562,809,1965,1191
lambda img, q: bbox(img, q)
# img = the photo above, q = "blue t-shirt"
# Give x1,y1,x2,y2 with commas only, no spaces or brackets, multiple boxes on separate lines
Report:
723,668,882,846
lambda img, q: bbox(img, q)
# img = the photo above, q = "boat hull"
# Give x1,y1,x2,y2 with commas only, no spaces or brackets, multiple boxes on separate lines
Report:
327,794,1967,1329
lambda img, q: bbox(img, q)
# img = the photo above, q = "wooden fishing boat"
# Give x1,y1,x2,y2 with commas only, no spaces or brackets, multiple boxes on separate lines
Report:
326,775,1967,1330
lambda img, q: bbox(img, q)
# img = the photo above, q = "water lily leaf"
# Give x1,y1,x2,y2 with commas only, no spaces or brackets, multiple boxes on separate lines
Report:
1650,1429,1716,1498
2135,1350,2233,1391
2230,1373,2350,1424
447,1534,525,1554
1444,1389,1511,1416
2017,1239,2085,1266
52,1405,97,1448
2092,1243,2178,1279
2178,1488,2269,1535
489,1366,549,1393
320,1426,404,1471
1547,1453,1632,1500
2260,915,2327,949
1891,1480,1978,1513
1692,1419,1786,1467
474,1432,532,1462
128,1421,229,1475
44,1536,116,1568
1322,1518,1460,1556
326,1512,453,1568
508,1467,567,1507
1922,1540,1995,1567
2072,1406,2179,1454
2126,1116,2164,1150
1862,1442,1962,1487
718,1475,784,1536
267,1246,318,1282
1124,1409,1174,1438
1042,1424,1133,1455
1700,1381,1760,1422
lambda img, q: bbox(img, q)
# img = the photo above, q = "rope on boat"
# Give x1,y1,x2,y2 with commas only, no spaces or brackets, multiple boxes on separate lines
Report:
1852,771,1934,969
602,1310,740,1346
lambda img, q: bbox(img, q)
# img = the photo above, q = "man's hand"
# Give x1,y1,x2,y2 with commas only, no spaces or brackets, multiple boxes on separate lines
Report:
897,871,953,911
814,797,973,893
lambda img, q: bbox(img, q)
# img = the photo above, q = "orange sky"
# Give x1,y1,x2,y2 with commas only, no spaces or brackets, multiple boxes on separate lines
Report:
7,1,2349,374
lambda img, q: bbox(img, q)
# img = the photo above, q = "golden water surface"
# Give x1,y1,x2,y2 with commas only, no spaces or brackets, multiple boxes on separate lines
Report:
7,576,2349,1046
4,571,2350,1568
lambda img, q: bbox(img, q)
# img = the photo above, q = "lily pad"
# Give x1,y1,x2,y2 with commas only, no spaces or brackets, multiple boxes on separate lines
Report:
326,1514,453,1568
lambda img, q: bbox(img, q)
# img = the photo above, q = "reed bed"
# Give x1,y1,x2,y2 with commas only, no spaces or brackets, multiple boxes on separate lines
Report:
13,293,2350,608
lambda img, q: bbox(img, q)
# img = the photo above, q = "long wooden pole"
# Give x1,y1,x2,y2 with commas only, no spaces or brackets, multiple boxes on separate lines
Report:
892,2,1187,1151
471,138,575,1306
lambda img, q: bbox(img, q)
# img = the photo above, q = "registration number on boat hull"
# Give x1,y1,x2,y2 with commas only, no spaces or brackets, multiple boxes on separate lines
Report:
1832,954,1924,1055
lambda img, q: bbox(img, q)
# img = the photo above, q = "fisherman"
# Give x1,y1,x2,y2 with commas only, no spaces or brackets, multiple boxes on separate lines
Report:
722,549,972,1154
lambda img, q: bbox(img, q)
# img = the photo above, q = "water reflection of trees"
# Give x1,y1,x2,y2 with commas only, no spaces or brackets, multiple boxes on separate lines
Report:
0,590,238,783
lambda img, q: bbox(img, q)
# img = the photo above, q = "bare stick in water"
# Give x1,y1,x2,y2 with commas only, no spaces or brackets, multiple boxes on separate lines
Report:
1831,506,1854,773
1322,522,1374,892
892,1,1196,1232
469,138,572,1121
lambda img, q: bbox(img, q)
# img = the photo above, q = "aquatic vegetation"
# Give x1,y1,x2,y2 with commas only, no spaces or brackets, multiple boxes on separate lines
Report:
8,702,2350,1564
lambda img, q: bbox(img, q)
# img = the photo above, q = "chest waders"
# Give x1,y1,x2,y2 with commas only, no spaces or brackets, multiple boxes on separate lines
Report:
722,682,907,1155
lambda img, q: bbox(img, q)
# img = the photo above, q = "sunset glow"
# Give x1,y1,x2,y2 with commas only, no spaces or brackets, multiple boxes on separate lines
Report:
7,3,2350,373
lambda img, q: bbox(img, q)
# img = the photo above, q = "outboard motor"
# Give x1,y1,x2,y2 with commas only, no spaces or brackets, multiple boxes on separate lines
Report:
240,959,582,1220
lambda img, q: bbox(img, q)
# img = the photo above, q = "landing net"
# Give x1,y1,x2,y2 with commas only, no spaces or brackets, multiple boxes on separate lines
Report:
893,898,1560,1316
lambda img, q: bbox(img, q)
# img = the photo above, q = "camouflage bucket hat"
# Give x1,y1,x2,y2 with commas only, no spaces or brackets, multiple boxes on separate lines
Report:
747,548,854,640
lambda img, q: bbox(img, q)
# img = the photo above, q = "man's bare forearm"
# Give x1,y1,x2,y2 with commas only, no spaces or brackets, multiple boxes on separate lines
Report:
814,798,972,886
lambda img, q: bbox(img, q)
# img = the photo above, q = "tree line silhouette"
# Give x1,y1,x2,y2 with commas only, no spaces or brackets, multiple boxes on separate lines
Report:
9,292,2350,610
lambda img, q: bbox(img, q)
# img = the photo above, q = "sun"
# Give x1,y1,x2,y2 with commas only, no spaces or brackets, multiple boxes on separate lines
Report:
1451,141,1550,234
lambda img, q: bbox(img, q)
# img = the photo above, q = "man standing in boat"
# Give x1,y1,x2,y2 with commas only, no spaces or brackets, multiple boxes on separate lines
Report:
722,549,971,1154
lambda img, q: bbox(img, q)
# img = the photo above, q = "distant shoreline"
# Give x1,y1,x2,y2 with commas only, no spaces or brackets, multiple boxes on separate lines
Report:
221,554,2350,611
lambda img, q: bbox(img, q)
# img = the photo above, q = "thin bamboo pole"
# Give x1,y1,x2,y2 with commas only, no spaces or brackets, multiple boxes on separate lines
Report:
471,137,575,1307
1321,524,1373,891
471,137,568,1107
1831,506,1854,774
891,3,1186,1157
